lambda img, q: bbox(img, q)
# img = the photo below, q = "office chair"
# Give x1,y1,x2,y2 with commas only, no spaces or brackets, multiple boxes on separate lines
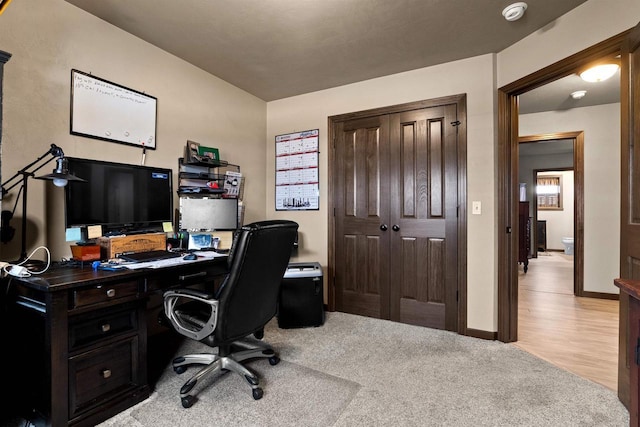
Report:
163,220,298,408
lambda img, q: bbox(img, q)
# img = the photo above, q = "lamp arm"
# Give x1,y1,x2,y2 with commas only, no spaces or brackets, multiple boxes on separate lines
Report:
1,144,62,197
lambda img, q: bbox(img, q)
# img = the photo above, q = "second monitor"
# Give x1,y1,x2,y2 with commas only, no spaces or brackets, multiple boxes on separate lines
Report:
179,197,239,231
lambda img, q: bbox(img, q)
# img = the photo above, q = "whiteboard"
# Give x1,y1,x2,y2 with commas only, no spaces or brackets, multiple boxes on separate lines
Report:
70,69,157,149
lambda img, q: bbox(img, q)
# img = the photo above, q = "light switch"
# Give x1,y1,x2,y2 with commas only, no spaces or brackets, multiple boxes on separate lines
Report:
472,201,482,215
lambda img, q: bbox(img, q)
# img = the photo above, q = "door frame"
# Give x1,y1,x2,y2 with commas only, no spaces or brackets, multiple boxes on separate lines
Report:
497,31,629,342
327,95,469,335
520,132,584,296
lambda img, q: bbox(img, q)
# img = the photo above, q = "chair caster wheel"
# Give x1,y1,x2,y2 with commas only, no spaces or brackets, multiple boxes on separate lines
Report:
174,365,187,374
268,355,280,366
252,387,264,400
181,395,196,408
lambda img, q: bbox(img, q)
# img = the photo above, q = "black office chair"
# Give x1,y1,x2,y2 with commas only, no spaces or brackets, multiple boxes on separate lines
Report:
163,220,298,408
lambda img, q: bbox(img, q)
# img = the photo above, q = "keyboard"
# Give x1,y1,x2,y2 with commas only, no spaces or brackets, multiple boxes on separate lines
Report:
118,250,182,263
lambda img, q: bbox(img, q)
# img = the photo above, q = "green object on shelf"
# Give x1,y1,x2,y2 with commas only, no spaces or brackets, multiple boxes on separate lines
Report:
197,146,219,161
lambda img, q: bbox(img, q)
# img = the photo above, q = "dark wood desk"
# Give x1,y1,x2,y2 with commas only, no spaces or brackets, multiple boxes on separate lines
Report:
615,278,640,427
3,257,227,427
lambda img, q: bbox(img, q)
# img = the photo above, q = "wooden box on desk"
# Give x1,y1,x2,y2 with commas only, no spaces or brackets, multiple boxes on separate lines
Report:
98,232,166,259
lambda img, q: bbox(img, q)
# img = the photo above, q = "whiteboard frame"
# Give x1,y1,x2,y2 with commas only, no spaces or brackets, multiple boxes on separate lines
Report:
70,69,157,150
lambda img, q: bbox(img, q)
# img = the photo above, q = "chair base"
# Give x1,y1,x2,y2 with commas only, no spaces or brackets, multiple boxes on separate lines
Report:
172,336,280,408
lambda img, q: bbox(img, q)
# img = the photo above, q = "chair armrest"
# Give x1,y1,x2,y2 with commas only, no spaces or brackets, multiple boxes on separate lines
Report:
165,288,216,300
164,289,219,341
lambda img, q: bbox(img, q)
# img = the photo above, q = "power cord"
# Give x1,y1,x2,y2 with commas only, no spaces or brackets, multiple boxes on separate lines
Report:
2,245,51,278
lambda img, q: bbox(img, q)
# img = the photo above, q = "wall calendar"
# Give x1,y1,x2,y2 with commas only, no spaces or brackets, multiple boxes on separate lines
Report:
275,129,319,211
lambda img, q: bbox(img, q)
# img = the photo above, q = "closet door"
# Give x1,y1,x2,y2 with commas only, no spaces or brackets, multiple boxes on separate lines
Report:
334,115,392,319
332,99,461,331
388,105,459,329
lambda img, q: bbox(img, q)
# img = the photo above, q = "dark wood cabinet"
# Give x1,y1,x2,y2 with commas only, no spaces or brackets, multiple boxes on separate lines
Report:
537,220,547,252
518,202,531,272
5,258,227,427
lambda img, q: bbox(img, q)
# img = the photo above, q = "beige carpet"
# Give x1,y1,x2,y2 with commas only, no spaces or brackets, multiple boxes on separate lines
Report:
102,356,358,427
97,312,628,427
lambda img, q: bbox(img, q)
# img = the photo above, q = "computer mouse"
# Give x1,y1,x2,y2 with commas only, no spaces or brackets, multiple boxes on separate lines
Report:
183,253,198,260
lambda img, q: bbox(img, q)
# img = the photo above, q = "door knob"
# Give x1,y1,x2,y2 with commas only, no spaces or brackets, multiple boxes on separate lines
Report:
380,224,388,231
392,225,400,231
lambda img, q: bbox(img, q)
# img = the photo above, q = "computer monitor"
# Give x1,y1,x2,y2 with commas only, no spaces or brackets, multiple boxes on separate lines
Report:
65,157,173,233
179,197,238,231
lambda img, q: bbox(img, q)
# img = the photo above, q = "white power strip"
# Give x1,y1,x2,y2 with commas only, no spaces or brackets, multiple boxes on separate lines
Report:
4,264,31,277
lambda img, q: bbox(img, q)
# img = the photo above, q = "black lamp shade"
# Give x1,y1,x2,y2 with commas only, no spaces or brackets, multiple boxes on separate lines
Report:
36,157,86,186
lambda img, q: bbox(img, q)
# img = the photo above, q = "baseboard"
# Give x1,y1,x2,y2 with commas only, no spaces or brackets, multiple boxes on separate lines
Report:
580,291,619,300
465,328,497,340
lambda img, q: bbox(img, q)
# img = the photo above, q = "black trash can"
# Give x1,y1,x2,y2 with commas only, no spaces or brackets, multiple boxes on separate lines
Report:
278,262,324,328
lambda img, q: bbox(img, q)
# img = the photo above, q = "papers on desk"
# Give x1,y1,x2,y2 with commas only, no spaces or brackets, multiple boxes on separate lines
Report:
123,251,226,270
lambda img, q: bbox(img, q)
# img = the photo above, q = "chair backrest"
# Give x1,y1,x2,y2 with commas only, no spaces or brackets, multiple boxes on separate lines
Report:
214,220,298,343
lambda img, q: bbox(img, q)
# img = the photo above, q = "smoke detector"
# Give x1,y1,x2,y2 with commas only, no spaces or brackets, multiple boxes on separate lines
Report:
502,2,528,21
571,90,587,100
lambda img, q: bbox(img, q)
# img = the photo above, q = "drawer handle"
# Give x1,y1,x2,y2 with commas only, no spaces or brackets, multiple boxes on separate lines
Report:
101,323,111,333
179,271,207,281
106,289,116,298
101,369,112,379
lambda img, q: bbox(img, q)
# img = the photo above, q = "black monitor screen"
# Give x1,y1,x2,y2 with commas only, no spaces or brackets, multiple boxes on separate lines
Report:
65,157,173,232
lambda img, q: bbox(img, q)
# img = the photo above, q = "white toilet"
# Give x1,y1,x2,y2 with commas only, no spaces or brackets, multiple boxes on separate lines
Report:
561,237,574,255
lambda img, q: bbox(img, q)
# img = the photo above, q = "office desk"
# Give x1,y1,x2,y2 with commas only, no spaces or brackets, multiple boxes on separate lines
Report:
3,257,228,427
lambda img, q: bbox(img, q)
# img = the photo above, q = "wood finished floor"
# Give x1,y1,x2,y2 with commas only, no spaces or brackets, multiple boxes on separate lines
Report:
512,251,619,391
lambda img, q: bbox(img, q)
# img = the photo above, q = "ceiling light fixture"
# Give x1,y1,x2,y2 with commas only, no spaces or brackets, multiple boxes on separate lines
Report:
502,2,528,21
571,90,587,99
579,63,619,82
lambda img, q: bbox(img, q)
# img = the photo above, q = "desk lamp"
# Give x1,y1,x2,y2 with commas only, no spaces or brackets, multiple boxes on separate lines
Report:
0,143,85,265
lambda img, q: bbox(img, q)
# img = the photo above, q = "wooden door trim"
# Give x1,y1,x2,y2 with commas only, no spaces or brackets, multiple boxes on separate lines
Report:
618,21,640,411
497,30,629,343
328,94,468,335
520,132,584,297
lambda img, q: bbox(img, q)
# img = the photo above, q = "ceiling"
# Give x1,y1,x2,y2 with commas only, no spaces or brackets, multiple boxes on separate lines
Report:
519,138,574,156
519,68,620,114
63,0,596,103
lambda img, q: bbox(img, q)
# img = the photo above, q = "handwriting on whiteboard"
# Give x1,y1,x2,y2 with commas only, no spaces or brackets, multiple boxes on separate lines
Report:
71,69,157,149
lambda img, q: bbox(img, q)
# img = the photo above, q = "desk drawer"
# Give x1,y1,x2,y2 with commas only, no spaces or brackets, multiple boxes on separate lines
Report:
145,263,227,292
69,336,141,418
73,280,139,309
69,304,138,350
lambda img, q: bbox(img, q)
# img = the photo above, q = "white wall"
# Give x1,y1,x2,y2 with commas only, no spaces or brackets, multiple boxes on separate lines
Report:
538,170,575,251
0,0,267,261
520,103,620,294
267,54,498,332
518,151,573,255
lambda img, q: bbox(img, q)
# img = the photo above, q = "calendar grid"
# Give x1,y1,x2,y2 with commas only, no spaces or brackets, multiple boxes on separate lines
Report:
275,129,319,210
